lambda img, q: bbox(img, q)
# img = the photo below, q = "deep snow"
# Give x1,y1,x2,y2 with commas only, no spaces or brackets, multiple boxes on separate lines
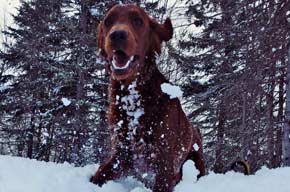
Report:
0,155,290,192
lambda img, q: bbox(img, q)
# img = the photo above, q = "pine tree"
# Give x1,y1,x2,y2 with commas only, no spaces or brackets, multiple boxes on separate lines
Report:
0,0,108,164
0,0,173,165
283,48,290,166
182,0,290,171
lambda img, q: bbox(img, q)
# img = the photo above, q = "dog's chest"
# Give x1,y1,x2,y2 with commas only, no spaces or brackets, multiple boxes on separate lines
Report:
115,81,145,141
115,81,158,157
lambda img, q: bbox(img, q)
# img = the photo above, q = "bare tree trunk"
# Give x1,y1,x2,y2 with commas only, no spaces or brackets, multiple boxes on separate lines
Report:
241,93,247,158
27,112,35,159
275,58,285,167
267,63,275,168
214,103,226,173
282,48,290,166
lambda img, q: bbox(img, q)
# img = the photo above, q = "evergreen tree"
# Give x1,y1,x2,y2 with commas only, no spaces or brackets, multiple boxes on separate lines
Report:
0,0,108,164
0,0,173,165
182,0,290,172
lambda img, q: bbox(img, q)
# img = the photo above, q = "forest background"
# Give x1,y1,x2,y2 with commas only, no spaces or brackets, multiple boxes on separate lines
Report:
1,0,290,174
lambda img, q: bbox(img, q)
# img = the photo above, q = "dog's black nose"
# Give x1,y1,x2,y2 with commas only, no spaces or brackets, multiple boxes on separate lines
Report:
110,30,128,43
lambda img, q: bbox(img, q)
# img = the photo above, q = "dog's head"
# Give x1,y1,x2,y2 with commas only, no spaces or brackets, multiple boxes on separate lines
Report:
97,4,173,81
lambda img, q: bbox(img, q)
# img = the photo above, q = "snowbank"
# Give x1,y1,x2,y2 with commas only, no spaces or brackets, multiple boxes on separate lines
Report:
0,155,290,192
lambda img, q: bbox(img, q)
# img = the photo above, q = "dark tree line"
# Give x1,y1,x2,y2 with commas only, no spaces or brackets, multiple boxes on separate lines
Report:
0,0,110,165
1,0,290,173
181,0,290,172
0,0,170,166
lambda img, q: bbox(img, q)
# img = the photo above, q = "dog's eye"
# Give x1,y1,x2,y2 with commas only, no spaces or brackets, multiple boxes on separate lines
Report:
104,17,113,27
132,17,143,27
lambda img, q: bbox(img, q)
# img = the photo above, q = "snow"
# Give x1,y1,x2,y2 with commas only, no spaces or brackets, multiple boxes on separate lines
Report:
193,143,199,151
90,8,100,17
0,155,97,192
161,83,183,99
0,85,13,92
1,155,290,192
120,81,144,139
61,98,71,106
96,57,106,65
117,120,124,127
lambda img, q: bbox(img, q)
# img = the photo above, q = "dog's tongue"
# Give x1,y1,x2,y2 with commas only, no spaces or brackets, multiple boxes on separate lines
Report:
113,50,130,67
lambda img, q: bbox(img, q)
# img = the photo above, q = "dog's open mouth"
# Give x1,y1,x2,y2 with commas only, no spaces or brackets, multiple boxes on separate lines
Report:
110,50,139,73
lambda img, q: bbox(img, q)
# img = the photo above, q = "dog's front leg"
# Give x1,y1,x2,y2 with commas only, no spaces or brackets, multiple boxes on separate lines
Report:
90,152,130,186
152,150,175,192
153,165,175,192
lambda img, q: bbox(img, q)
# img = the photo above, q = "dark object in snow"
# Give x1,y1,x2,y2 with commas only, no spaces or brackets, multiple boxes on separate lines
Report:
90,4,205,192
230,160,251,175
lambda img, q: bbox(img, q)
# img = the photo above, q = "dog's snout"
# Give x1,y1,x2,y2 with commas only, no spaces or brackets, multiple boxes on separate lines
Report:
110,30,128,43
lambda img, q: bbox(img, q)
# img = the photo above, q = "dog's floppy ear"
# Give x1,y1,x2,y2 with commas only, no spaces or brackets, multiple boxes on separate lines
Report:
150,18,173,42
97,21,106,57
149,18,173,55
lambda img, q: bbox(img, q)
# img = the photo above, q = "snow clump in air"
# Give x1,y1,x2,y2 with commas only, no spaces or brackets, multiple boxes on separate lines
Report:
61,98,71,106
193,143,199,151
161,83,183,99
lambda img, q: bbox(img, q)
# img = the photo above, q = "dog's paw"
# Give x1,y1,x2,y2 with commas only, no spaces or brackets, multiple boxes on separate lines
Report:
90,174,105,186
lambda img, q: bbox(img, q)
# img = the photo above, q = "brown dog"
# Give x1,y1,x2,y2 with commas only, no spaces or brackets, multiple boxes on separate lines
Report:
90,4,205,192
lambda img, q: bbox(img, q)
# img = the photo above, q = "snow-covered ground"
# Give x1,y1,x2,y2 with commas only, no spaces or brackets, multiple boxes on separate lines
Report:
0,155,290,192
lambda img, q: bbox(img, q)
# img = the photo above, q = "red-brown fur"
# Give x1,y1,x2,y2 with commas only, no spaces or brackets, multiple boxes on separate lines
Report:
90,4,205,192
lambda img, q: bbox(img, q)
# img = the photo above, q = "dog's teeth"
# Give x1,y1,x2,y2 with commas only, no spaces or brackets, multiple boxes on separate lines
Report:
112,57,117,65
112,56,134,70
